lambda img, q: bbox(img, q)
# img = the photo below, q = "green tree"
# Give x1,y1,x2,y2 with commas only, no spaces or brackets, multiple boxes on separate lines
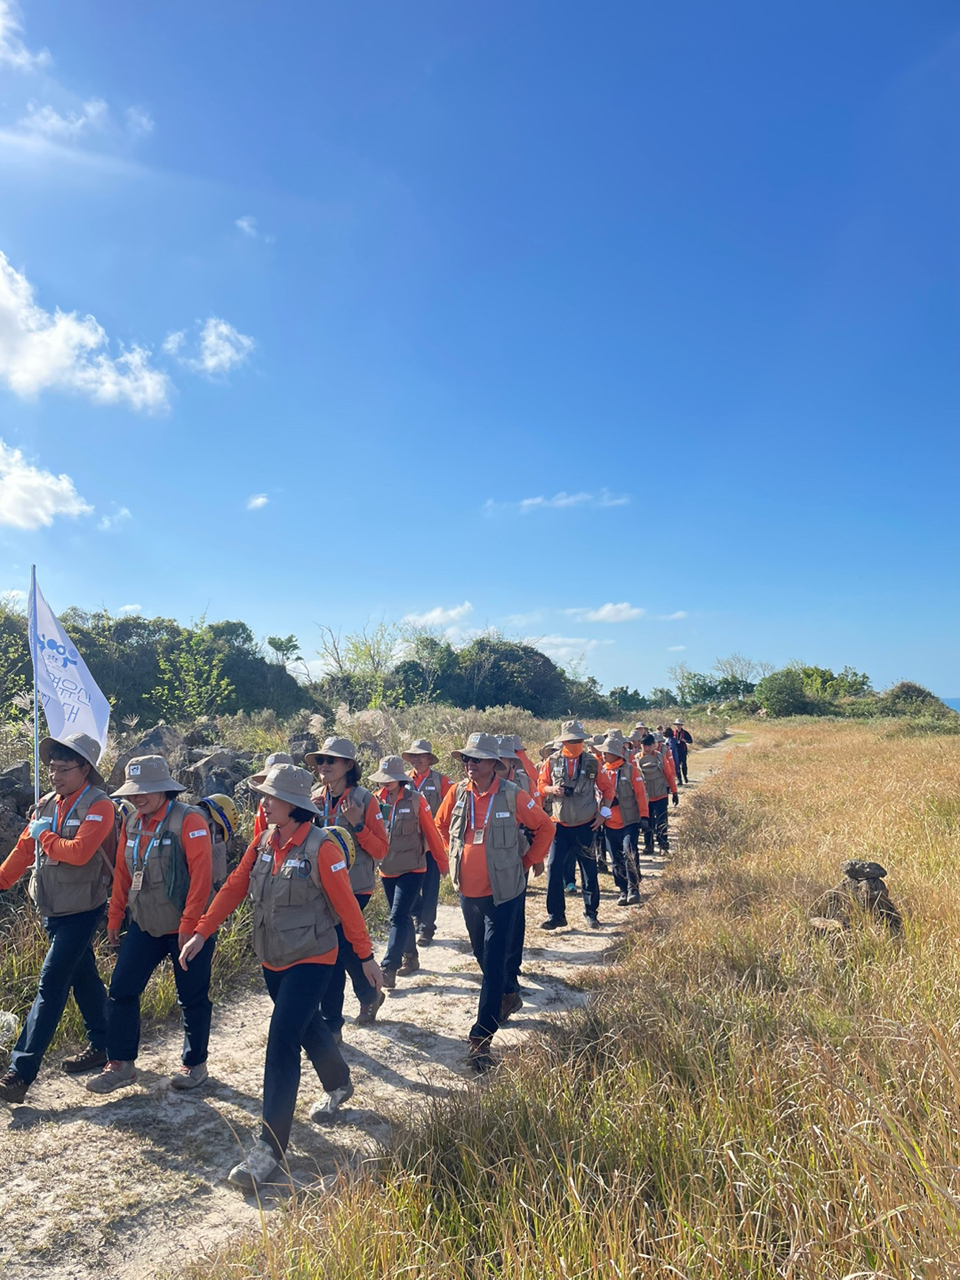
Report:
150,619,235,720
648,686,679,708
669,663,720,706
609,685,648,713
0,597,29,720
755,669,808,716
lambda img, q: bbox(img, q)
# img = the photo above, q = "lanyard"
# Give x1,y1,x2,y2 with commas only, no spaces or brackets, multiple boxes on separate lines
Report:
468,784,498,842
132,800,173,872
414,772,430,794
321,789,346,825
53,785,91,836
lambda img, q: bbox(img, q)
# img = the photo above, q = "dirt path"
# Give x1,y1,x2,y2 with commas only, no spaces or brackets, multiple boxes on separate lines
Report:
0,737,739,1280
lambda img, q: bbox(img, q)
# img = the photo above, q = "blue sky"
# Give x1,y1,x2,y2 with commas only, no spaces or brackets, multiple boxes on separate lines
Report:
0,1,957,696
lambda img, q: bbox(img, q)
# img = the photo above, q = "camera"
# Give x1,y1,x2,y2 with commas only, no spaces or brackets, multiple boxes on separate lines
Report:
562,784,575,796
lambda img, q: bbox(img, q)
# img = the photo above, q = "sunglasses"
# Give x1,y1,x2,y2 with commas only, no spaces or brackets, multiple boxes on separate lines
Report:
314,755,346,766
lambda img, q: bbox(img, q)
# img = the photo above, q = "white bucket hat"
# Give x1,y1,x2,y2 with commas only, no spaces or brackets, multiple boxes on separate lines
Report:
113,754,185,797
304,737,357,766
400,739,439,766
40,732,105,787
369,755,414,786
251,764,321,815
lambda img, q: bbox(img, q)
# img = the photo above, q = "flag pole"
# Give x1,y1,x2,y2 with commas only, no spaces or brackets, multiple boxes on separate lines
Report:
30,565,40,868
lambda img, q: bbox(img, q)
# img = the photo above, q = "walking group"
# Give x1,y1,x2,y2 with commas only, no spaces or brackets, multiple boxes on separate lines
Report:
0,716,692,1190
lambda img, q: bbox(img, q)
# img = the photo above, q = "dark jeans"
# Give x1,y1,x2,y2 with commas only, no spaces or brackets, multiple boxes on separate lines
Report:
381,872,422,969
107,919,215,1065
460,892,523,1042
504,884,527,993
11,905,107,1086
261,963,350,1158
605,823,641,893
320,891,375,1034
677,749,689,784
546,823,600,920
412,851,441,937
644,797,670,854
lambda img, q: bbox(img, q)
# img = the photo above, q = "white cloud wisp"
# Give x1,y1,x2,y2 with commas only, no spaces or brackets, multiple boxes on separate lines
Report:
484,488,629,516
527,634,615,665
0,438,92,529
403,601,474,628
166,318,255,378
564,602,645,623
246,494,269,511
0,1,49,71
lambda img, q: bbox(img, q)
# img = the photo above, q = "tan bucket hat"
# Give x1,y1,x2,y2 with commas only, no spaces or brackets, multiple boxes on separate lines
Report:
540,739,559,760
304,736,357,766
250,750,294,785
558,719,587,743
251,764,321,815
600,732,628,759
40,732,105,787
369,755,414,786
452,732,508,772
400,738,439,765
113,754,185,797
496,734,521,761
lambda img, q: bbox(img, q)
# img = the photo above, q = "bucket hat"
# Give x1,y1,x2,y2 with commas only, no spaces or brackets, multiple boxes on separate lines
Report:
113,754,185,797
558,719,587,743
369,755,414,786
674,718,684,725
40,732,105,787
304,736,357,767
400,738,439,766
251,764,321,815
540,739,559,760
452,733,508,772
496,735,521,761
600,732,628,759
250,751,294,785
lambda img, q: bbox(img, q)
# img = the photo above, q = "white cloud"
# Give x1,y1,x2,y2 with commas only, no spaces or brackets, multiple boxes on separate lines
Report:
0,2,50,71
235,215,275,244
503,610,543,629
527,633,615,665
0,252,170,411
667,645,686,652
484,488,629,515
97,506,131,532
0,438,92,529
564,602,645,623
246,493,269,511
125,106,154,137
167,317,255,377
403,601,474,628
658,611,687,621
2,587,27,604
19,97,108,138
117,603,141,616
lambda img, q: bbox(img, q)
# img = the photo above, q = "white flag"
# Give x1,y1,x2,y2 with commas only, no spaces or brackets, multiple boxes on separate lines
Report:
28,576,111,751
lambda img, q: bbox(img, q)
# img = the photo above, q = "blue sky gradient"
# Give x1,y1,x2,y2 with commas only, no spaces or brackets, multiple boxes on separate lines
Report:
0,1,957,695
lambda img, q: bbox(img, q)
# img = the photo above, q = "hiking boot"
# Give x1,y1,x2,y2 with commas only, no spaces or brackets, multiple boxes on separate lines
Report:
398,950,420,976
539,917,567,931
584,914,601,930
417,929,435,947
62,1045,108,1075
0,1069,28,1104
564,882,577,895
86,1060,137,1093
356,991,386,1026
381,967,397,990
309,1080,354,1124
170,1062,208,1091
626,891,641,906
500,991,523,1021
617,892,629,907
228,1139,281,1190
467,1037,495,1073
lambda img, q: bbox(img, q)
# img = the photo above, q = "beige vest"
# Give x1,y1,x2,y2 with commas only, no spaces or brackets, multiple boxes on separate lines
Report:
513,766,532,794
636,753,669,801
316,784,377,894
548,751,599,826
380,786,426,876
123,801,207,937
607,765,641,825
249,827,340,967
447,780,527,906
30,786,113,918
413,769,445,817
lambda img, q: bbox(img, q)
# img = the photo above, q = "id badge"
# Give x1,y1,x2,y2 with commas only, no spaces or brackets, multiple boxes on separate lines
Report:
131,870,144,892
472,830,484,845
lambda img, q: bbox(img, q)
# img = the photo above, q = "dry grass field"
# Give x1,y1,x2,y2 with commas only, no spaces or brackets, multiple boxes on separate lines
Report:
181,719,960,1280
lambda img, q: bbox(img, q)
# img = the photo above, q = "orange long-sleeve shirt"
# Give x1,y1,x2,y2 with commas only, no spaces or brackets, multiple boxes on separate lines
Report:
435,778,555,898
193,822,373,970
516,749,543,800
600,758,650,829
252,799,269,841
538,743,615,826
377,788,449,876
0,789,116,891
314,787,389,864
108,804,212,936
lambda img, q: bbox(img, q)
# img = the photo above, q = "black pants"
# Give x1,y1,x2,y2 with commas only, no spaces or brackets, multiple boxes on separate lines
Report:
644,797,670,854
605,824,640,893
320,891,375,1034
504,884,527,993
677,750,689,784
460,893,523,1042
546,823,600,920
412,850,441,938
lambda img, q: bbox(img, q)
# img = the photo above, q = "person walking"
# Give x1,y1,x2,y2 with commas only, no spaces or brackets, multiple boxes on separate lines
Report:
370,756,447,989
306,737,388,1032
538,720,615,931
251,753,294,839
599,732,648,906
401,738,451,947
662,727,682,781
87,756,214,1094
178,763,382,1189
674,718,693,785
636,734,678,857
0,733,115,1104
435,733,553,1070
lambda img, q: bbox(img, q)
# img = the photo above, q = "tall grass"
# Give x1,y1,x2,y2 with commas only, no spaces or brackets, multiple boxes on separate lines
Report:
181,720,960,1279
